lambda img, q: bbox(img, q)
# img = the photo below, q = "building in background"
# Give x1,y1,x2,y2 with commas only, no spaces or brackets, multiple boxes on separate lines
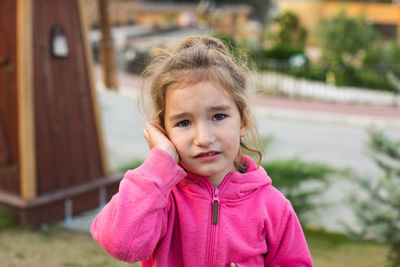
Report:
82,0,253,37
82,0,257,74
277,0,400,45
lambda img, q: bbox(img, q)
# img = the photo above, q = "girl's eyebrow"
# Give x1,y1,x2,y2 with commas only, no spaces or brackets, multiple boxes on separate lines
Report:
168,112,190,121
168,105,232,121
208,105,231,112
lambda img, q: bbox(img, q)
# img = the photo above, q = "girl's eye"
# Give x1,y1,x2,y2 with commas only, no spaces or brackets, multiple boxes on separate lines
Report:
213,114,227,121
176,120,191,127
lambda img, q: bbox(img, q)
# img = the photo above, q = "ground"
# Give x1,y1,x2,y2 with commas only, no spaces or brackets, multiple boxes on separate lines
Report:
0,226,389,267
0,226,137,267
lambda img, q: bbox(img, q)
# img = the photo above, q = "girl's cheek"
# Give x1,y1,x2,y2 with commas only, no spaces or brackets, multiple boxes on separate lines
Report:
169,135,186,148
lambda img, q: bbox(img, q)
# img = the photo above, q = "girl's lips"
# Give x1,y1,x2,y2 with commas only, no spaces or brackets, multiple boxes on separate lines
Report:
194,151,221,162
194,151,221,158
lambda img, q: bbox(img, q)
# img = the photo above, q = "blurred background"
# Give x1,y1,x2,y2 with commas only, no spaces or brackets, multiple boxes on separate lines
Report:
1,0,400,266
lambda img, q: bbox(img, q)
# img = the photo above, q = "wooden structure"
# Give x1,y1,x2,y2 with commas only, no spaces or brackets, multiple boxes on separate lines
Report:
0,0,121,227
98,0,118,91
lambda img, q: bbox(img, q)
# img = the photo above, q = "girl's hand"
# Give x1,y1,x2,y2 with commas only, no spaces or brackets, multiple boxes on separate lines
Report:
230,263,240,267
143,121,179,163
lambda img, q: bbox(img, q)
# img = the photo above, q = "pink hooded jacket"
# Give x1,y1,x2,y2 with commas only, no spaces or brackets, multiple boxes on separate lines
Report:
91,148,313,266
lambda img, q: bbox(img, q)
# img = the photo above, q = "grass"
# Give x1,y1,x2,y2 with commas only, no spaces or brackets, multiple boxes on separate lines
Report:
305,228,389,267
0,225,389,267
0,226,139,267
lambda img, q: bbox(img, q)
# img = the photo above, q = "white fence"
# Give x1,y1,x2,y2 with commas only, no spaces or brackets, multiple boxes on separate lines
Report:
248,72,400,106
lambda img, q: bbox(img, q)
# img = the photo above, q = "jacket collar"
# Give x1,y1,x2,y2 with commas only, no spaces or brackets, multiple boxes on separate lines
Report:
177,154,271,201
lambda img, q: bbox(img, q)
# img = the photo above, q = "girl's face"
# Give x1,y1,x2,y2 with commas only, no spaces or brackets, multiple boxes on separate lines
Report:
164,81,246,186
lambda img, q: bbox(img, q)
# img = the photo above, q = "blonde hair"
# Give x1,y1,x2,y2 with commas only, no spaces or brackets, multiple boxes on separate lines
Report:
141,35,263,165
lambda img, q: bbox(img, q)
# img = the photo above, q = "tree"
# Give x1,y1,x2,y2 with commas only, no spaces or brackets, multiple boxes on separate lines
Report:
262,158,339,224
348,128,400,267
258,11,308,69
319,10,380,68
269,11,307,47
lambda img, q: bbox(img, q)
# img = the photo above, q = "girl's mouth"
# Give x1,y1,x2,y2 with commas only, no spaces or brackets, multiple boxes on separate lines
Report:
195,151,220,158
194,151,221,162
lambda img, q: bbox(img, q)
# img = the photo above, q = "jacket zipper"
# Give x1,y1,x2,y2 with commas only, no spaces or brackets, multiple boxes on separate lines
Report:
207,188,219,267
212,188,220,225
205,173,232,267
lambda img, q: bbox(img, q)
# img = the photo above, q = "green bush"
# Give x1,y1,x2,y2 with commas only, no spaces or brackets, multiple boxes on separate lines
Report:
212,33,237,54
347,128,400,267
353,69,392,91
119,159,144,173
212,32,248,61
288,65,327,82
331,65,394,92
260,61,396,92
268,11,307,47
262,158,341,224
0,205,15,229
261,45,304,61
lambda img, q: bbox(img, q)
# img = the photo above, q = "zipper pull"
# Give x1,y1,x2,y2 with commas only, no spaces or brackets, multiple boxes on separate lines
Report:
212,188,220,225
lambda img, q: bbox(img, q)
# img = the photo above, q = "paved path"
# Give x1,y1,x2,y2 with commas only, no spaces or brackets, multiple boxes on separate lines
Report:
61,70,400,233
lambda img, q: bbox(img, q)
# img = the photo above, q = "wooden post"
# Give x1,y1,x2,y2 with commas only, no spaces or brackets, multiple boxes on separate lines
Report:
98,0,118,91
17,0,36,200
78,0,110,174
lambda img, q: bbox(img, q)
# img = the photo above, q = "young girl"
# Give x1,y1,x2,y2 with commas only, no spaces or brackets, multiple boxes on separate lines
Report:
91,36,313,267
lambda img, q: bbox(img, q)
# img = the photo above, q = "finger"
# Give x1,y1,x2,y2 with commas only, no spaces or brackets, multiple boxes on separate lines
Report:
146,121,160,133
150,119,166,134
150,119,161,125
143,126,151,140
145,123,160,140
144,122,169,150
145,123,159,138
143,124,157,149
143,122,179,162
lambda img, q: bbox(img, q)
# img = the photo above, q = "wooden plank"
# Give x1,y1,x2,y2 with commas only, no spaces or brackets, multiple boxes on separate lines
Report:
45,0,69,191
81,94,104,179
33,0,56,194
2,172,121,227
0,0,11,166
0,172,122,208
60,0,90,187
78,0,110,175
17,0,36,199
47,7,69,190
0,0,20,194
72,0,104,181
0,101,10,165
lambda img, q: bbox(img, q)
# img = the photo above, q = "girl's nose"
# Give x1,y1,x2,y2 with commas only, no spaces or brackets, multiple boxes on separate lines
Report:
194,123,214,147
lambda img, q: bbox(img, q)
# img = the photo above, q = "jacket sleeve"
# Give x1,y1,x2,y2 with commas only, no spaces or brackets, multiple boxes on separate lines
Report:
90,148,186,263
264,200,314,267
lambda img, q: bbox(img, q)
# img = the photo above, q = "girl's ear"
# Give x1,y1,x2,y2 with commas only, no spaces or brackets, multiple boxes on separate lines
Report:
240,109,249,138
240,125,247,138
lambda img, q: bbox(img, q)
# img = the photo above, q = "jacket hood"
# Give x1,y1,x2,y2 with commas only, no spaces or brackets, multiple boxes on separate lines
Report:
178,154,272,201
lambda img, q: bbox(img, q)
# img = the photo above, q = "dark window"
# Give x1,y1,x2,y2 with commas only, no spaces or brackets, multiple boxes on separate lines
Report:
373,24,397,40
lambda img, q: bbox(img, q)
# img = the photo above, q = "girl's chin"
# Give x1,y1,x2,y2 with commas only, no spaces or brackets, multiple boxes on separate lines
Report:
182,165,234,180
179,158,236,178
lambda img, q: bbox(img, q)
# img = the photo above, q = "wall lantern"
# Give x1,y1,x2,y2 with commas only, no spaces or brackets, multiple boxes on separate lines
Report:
50,25,69,58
